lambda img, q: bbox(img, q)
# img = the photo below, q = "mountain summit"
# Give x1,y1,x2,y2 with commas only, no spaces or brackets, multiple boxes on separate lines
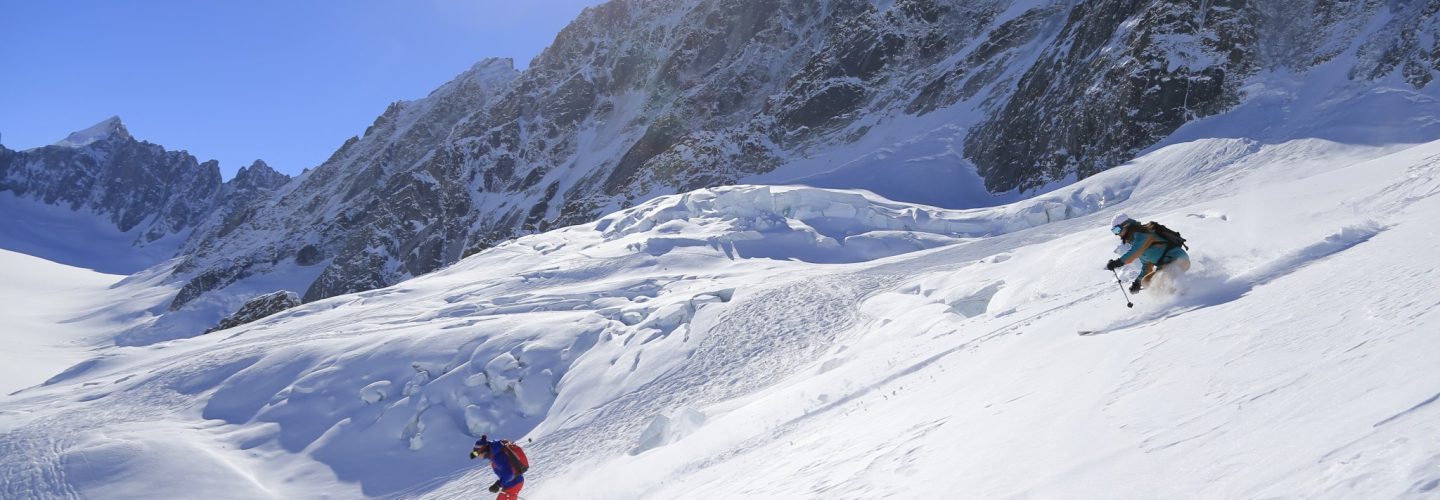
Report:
1,118,288,273
51,115,132,148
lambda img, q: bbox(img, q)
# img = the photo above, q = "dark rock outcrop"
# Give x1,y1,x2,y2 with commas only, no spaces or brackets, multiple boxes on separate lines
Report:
203,290,302,334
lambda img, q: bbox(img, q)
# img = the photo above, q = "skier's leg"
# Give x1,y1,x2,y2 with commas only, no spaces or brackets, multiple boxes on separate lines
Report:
497,482,523,500
1153,257,1191,293
1170,257,1190,274
1138,263,1158,289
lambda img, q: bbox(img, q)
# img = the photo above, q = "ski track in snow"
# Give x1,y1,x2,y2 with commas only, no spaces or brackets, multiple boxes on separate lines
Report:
0,372,193,499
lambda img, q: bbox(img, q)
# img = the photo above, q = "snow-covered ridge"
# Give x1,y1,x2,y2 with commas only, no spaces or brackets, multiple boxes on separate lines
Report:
582,137,1306,265
49,115,130,148
595,186,983,264
2,115,292,275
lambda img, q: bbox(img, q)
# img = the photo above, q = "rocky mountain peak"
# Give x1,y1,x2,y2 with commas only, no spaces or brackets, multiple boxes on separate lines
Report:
52,115,132,148
466,57,517,79
2,113,223,265
230,159,290,191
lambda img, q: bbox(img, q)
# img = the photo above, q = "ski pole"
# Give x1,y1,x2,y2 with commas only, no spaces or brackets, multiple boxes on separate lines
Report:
1112,268,1134,308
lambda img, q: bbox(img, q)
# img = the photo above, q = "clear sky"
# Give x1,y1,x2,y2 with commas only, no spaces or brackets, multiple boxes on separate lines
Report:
0,0,606,179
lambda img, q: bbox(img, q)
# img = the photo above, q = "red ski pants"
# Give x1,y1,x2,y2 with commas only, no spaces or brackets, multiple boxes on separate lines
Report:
496,481,523,500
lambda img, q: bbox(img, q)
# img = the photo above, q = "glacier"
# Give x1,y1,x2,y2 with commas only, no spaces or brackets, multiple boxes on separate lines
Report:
3,133,1438,498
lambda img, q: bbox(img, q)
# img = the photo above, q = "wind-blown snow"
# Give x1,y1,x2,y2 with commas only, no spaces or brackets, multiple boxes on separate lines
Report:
4,132,1439,498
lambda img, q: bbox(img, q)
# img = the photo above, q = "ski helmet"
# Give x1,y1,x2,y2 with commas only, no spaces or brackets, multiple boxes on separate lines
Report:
1110,213,1135,235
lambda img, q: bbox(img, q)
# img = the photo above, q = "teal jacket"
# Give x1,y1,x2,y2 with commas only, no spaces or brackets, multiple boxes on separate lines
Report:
1120,231,1187,268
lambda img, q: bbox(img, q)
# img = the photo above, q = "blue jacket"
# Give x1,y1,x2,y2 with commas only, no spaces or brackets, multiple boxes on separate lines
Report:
482,440,524,488
1119,231,1187,268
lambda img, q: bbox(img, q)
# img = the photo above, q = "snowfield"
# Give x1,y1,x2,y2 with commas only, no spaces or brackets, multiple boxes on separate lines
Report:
3,132,1439,499
0,250,124,395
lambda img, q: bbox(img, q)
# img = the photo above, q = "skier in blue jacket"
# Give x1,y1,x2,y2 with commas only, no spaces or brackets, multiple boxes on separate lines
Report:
470,436,524,500
1105,214,1190,293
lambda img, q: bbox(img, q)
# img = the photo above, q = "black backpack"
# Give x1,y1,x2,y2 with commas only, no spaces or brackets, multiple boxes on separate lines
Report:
1141,221,1188,250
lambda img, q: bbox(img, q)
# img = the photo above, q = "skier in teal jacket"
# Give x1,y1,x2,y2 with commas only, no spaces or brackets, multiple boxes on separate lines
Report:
1104,214,1190,293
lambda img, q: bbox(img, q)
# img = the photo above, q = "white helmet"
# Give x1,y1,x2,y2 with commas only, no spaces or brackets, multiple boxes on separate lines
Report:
1110,213,1131,227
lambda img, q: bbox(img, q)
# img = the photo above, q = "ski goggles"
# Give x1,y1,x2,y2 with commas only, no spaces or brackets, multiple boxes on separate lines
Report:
1111,225,1125,234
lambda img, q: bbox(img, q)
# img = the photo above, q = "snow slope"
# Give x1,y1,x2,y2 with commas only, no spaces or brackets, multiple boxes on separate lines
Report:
0,249,124,395
3,135,1440,499
0,192,190,275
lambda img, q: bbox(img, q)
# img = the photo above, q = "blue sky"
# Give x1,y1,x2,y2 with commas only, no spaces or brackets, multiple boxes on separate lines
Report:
0,0,605,179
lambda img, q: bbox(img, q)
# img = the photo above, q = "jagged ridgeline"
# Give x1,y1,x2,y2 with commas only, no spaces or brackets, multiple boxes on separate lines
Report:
0,117,290,257
5,0,1437,318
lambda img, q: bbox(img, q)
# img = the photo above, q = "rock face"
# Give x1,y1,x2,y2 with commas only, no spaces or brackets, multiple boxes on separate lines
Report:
12,1,1439,314
965,0,1262,192
202,160,291,240
174,1,1029,304
171,58,521,307
965,0,1440,192
203,290,302,334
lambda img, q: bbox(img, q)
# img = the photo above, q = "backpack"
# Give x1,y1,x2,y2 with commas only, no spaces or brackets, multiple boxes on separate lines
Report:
1141,221,1188,250
500,440,529,475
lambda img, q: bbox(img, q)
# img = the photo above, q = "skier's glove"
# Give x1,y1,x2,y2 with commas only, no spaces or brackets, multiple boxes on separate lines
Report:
1105,259,1123,271
470,450,480,459
1129,280,1142,293
489,480,502,493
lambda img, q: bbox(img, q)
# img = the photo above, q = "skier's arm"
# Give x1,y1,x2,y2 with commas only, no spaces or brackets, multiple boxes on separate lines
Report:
1119,233,1154,265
